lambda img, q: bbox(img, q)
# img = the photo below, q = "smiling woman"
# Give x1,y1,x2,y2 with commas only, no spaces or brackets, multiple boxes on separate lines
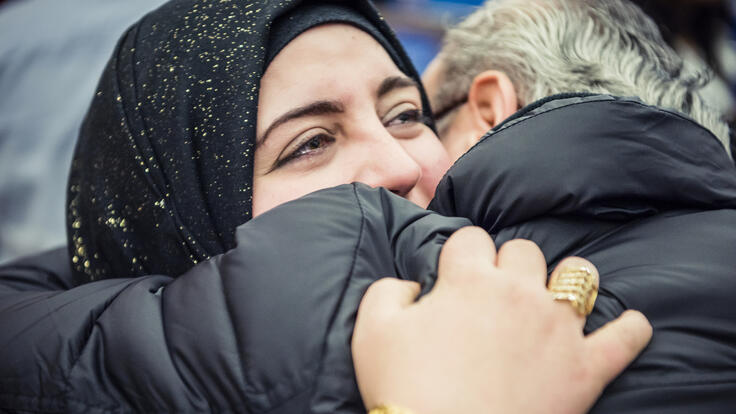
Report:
253,24,451,215
63,0,450,281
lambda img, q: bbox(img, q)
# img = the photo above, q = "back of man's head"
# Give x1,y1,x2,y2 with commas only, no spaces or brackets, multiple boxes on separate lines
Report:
431,0,730,154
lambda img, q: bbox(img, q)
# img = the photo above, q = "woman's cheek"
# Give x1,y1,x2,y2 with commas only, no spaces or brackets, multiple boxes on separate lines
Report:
253,166,350,216
419,140,453,194
252,176,306,217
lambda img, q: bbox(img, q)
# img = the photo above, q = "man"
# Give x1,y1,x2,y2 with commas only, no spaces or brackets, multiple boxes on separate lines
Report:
423,0,731,161
422,0,736,412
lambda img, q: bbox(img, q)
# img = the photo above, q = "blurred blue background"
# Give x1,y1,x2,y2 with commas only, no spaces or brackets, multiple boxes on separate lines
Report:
376,0,484,72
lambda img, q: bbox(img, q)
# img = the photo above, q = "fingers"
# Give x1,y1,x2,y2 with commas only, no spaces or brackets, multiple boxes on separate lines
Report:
550,256,599,284
496,239,547,284
549,257,600,328
584,310,653,395
437,226,496,286
352,277,421,404
358,278,421,321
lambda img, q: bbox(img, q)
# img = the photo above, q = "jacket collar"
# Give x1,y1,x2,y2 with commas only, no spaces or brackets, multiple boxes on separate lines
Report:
432,94,736,232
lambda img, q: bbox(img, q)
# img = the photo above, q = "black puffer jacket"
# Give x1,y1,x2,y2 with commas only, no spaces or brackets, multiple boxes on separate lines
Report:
0,186,470,413
2,95,736,413
430,94,736,413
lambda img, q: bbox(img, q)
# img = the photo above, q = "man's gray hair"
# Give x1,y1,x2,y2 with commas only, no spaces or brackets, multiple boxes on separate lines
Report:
433,0,731,154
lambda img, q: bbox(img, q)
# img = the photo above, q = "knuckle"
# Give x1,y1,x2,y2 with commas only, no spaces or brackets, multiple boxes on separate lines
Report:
572,357,594,384
366,277,398,294
445,226,488,251
558,256,598,275
442,268,479,288
504,279,531,305
360,278,393,311
362,279,386,299
502,238,542,254
597,335,628,371
456,225,488,238
401,280,422,297
615,313,650,352
506,238,538,250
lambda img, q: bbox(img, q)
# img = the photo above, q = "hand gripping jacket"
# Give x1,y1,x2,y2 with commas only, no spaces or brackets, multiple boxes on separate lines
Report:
2,95,736,413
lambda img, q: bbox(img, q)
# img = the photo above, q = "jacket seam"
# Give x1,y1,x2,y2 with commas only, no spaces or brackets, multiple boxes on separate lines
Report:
0,391,123,413
218,257,256,410
160,279,212,411
259,387,313,414
49,279,141,412
460,96,726,168
606,377,736,393
0,264,72,290
308,184,367,411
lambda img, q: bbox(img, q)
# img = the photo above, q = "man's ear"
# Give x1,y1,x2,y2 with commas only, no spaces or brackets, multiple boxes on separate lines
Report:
467,70,518,134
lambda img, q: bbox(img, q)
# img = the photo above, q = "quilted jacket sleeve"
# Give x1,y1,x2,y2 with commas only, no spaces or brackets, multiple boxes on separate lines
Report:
0,184,469,413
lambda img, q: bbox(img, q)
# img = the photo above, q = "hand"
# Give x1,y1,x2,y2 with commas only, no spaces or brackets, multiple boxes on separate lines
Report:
352,226,652,414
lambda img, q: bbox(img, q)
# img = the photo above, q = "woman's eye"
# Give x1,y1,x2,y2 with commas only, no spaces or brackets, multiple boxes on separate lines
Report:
386,109,422,127
383,105,430,139
274,133,335,168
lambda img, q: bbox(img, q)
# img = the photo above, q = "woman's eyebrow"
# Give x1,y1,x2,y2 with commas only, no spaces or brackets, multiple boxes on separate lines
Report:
377,76,419,98
257,100,344,147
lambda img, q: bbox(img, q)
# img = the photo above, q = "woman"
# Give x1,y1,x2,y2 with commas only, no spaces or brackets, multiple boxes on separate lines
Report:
0,1,650,412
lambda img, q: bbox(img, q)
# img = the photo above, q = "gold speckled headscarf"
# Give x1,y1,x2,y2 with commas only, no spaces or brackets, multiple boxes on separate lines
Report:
67,0,433,283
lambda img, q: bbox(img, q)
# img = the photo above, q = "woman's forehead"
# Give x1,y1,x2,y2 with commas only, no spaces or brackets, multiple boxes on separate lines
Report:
261,24,402,96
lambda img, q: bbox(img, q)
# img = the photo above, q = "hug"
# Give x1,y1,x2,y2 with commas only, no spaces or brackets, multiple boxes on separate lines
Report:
1,0,735,413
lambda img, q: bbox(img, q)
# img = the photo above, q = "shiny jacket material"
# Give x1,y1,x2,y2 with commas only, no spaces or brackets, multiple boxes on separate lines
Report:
2,95,736,412
430,94,736,413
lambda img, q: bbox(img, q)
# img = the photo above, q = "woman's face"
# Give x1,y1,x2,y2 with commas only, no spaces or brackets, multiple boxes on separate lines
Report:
253,24,452,216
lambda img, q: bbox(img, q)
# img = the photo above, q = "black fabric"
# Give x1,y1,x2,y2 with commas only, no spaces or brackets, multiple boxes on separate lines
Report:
1,185,470,413
490,91,597,132
432,94,736,232
266,3,402,71
3,95,735,412
431,94,736,412
67,0,431,284
0,247,73,292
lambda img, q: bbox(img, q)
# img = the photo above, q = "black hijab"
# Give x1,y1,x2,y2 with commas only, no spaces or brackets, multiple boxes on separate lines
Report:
67,0,434,283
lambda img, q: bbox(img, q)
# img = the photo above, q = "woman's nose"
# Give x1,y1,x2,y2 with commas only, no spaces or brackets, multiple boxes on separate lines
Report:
354,136,422,197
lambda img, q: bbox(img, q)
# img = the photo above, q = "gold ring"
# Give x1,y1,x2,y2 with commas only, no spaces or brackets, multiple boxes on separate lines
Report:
547,266,598,316
368,405,414,414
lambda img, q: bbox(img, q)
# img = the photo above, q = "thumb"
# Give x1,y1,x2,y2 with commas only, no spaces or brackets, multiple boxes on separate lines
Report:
358,278,421,321
584,310,653,395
